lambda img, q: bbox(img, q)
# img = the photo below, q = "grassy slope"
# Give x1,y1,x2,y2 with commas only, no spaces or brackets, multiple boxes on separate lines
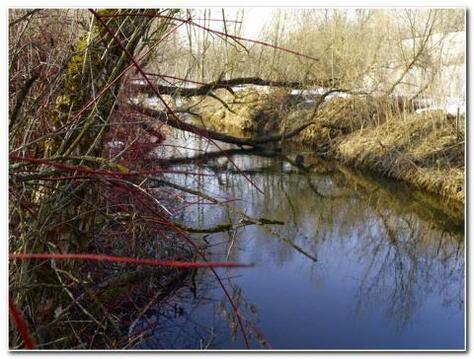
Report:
186,89,465,204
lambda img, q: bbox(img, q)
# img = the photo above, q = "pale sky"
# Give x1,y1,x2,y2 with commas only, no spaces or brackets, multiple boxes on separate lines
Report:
240,8,275,38
188,8,359,40
188,8,275,40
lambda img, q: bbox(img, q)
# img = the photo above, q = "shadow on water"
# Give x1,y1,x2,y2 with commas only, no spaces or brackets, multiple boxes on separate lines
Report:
134,130,464,350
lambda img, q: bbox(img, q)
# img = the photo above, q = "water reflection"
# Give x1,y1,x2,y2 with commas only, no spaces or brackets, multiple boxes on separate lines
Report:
139,131,464,349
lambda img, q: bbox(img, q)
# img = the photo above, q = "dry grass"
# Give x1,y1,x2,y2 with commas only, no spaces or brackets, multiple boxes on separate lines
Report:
297,98,464,203
184,89,269,133
337,110,464,203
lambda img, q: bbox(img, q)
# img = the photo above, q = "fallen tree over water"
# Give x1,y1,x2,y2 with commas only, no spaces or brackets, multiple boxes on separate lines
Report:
169,89,464,204
132,76,337,97
131,88,344,148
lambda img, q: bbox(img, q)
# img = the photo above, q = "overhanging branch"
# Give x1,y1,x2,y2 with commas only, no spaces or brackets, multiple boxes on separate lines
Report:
131,88,345,148
132,76,337,97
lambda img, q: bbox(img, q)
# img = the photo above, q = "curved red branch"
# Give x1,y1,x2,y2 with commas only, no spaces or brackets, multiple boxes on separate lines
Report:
9,296,35,349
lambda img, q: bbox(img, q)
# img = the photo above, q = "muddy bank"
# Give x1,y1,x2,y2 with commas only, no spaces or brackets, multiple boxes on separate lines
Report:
182,89,465,204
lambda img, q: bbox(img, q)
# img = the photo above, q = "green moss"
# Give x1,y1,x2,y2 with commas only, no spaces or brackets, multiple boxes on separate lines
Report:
54,29,101,126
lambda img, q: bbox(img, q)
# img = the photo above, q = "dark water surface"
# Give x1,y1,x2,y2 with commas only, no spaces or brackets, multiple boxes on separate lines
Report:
136,130,464,350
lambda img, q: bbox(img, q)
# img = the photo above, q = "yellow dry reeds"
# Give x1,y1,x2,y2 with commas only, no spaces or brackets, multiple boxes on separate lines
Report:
337,110,464,203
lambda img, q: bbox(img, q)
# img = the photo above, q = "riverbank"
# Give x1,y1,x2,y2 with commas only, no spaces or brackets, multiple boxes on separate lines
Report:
183,88,465,204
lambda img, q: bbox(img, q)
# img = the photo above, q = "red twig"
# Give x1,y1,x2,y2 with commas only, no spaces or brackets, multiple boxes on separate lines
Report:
100,12,320,62
91,9,263,197
10,253,253,269
10,155,211,178
9,296,35,349
191,17,243,24
90,9,256,348
143,73,208,86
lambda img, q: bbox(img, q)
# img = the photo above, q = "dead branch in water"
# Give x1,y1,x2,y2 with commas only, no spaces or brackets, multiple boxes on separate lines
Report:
174,217,284,233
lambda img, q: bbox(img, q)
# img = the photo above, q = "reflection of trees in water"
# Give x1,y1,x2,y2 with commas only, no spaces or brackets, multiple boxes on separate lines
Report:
199,153,464,332
353,211,463,331
134,270,267,349
158,134,464,346
335,169,464,330
132,274,220,349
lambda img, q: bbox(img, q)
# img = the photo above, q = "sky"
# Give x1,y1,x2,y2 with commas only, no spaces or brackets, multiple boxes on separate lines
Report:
240,8,275,38
189,8,275,39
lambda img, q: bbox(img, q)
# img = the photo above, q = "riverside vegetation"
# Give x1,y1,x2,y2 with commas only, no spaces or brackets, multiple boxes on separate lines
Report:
9,8,465,350
182,88,464,204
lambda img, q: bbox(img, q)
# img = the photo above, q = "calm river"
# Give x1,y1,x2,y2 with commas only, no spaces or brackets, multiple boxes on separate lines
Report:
135,129,464,350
